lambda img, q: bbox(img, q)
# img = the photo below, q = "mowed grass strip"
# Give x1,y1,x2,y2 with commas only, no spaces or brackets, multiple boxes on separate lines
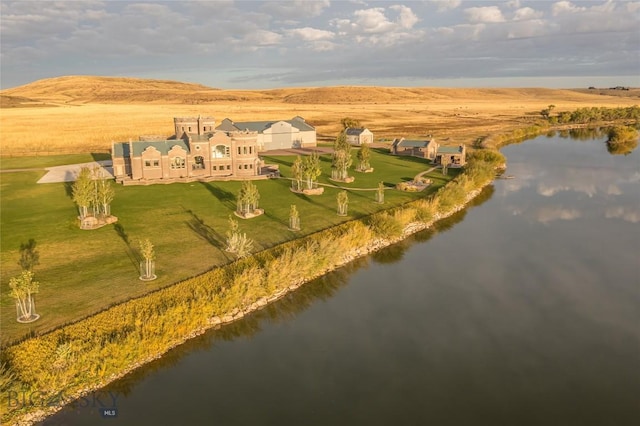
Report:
0,150,454,344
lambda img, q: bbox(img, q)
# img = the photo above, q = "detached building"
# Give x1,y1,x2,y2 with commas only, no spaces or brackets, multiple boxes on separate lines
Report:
345,128,373,145
391,137,466,166
112,116,264,185
216,116,316,151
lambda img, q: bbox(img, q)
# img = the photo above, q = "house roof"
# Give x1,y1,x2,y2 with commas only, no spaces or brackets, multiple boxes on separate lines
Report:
187,132,215,142
217,116,315,133
345,128,367,136
437,146,464,154
397,139,434,148
112,142,130,158
124,140,190,156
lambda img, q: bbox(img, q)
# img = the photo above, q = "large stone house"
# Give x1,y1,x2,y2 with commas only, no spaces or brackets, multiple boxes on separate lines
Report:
112,116,264,185
391,137,466,166
216,116,316,151
345,128,373,145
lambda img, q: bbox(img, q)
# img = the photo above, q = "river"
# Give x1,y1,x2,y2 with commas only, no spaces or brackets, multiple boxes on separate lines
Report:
43,132,639,425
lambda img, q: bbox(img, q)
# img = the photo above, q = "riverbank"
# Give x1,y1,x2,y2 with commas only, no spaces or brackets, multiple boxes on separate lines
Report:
2,150,502,426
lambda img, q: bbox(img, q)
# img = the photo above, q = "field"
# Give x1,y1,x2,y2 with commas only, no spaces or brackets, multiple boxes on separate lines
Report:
1,76,638,155
1,76,638,344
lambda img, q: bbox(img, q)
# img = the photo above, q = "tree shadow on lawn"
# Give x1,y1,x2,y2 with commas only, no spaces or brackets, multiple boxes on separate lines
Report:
291,190,334,214
113,223,141,272
63,181,74,199
199,181,236,210
183,208,224,250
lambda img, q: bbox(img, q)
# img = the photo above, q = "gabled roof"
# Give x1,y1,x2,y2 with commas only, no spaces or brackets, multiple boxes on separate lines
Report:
124,140,190,156
217,117,315,134
345,128,367,136
112,142,131,158
397,139,435,148
437,145,464,154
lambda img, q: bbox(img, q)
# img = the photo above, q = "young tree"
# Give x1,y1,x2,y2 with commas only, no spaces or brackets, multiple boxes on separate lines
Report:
96,178,115,217
139,238,156,280
291,156,304,191
237,180,260,216
225,216,254,258
337,190,349,216
302,152,322,190
376,181,385,204
18,239,40,272
441,155,450,176
341,117,361,129
357,143,371,171
9,270,40,323
540,104,556,120
72,167,94,219
332,131,352,180
289,204,300,231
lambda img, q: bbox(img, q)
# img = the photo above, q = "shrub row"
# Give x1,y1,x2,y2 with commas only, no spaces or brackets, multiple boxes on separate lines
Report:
1,150,505,424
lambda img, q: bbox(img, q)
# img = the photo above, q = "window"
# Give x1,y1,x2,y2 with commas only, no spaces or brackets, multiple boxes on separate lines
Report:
153,160,160,167
238,165,242,170
226,165,230,170
212,165,217,171
188,126,192,132
243,146,247,155
213,145,230,158
250,164,253,169
238,147,242,155
244,164,248,169
249,146,253,154
144,160,151,168
193,156,205,170
170,157,185,169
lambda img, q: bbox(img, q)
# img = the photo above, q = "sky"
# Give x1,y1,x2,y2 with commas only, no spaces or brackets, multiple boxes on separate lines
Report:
1,0,639,89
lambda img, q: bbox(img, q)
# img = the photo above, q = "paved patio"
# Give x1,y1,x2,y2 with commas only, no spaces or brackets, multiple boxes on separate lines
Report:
37,161,114,184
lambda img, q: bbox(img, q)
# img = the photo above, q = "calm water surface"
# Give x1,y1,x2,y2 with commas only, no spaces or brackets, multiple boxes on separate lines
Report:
45,133,639,425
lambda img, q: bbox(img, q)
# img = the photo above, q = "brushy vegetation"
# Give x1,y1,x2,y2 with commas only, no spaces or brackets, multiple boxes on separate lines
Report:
481,106,640,149
606,126,639,156
549,105,640,125
1,149,505,424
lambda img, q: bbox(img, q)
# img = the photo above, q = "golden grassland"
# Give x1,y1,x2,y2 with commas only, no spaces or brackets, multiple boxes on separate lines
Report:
1,76,638,154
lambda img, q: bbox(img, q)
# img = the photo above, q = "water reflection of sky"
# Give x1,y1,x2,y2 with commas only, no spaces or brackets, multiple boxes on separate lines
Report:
500,136,640,225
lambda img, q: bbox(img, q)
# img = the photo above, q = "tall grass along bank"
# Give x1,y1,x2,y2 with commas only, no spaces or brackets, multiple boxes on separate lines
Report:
1,150,504,426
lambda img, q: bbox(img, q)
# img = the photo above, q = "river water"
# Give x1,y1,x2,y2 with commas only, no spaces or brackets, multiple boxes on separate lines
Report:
44,132,639,426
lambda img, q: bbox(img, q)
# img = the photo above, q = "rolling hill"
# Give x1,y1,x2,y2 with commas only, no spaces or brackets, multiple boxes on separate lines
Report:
2,75,638,107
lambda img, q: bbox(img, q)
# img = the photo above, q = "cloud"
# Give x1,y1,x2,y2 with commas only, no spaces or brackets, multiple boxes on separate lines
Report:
261,0,330,19
431,0,461,12
390,5,419,29
513,7,544,21
537,207,582,224
288,27,335,41
0,0,638,89
605,206,640,223
353,8,396,33
465,6,506,23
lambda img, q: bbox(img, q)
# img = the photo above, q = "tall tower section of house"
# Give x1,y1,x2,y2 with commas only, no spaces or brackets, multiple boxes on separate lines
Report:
174,116,216,137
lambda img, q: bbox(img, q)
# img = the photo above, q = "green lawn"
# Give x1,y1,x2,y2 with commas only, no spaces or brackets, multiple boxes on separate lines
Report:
0,153,111,170
0,149,456,344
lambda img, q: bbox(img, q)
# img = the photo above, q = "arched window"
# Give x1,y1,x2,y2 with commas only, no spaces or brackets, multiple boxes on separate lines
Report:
193,156,205,170
170,157,185,169
213,145,230,158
